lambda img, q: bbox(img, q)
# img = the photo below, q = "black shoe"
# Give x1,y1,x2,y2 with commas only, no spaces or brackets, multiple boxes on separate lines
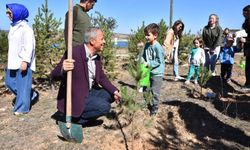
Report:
51,111,65,123
81,119,104,128
149,106,158,116
31,91,39,106
150,110,158,116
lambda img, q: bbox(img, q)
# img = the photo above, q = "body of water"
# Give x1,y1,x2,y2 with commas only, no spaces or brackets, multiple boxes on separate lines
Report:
113,40,128,48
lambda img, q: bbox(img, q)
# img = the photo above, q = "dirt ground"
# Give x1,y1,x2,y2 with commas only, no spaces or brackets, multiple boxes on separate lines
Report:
0,51,250,150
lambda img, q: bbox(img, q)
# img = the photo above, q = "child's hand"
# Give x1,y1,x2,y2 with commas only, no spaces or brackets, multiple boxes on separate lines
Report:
144,62,148,67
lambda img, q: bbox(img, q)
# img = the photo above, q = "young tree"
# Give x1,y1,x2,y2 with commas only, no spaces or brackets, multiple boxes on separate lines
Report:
0,30,8,83
200,66,212,98
128,22,146,62
91,11,117,79
0,30,8,65
158,19,168,45
178,30,196,62
33,0,65,78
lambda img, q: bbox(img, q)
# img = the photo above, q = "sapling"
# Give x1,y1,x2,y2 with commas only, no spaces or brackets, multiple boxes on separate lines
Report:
199,65,212,98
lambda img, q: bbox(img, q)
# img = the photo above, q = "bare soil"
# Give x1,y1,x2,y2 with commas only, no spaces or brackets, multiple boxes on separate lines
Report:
0,51,249,150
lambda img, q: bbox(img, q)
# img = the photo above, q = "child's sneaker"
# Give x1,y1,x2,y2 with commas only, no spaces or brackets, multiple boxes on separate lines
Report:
138,87,143,93
174,76,184,81
226,79,232,84
150,109,158,116
149,106,158,116
194,80,198,85
185,80,190,85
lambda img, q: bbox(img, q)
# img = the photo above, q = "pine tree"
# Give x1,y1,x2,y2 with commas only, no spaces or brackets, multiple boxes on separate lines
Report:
200,66,211,98
91,11,117,79
158,19,168,45
178,31,196,62
0,30,8,83
128,22,146,62
0,30,8,65
33,0,65,78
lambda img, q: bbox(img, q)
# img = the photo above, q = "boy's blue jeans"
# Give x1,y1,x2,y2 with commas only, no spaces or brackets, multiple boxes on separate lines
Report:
145,76,163,112
5,68,37,113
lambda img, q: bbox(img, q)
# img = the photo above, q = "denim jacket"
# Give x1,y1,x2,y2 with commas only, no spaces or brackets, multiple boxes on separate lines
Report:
220,46,234,64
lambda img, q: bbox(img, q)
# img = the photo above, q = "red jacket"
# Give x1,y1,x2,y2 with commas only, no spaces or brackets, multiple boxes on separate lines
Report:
51,44,117,117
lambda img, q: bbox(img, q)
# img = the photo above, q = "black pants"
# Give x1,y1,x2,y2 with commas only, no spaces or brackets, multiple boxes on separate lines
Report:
245,56,250,86
221,63,233,80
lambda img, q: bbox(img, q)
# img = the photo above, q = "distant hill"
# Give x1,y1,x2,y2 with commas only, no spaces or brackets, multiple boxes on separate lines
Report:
0,30,9,33
112,33,131,40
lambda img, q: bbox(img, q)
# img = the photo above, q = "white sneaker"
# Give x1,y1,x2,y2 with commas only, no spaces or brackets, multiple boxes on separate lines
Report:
175,76,184,80
138,87,143,93
185,80,190,85
13,112,26,116
212,72,216,76
194,80,198,84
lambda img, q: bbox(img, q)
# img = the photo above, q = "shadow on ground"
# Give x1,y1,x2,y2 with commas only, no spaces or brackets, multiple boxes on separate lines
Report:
183,76,250,121
148,100,250,149
205,76,250,121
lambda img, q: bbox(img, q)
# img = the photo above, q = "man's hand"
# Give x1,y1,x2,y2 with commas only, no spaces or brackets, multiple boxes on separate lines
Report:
63,59,75,71
20,61,28,72
113,90,121,103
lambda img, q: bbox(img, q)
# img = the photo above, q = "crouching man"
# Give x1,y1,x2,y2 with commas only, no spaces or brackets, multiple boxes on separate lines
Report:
51,27,121,125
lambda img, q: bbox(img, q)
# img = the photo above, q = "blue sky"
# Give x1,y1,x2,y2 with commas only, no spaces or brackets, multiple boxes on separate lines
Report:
0,0,249,34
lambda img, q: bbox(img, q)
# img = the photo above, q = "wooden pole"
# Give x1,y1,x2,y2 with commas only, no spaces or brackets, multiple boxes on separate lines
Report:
66,0,73,125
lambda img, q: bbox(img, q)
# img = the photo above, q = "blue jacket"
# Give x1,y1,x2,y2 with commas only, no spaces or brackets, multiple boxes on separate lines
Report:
220,46,234,64
141,41,165,76
6,3,29,25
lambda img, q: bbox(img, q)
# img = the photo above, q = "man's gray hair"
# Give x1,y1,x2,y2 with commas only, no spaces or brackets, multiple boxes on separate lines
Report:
83,27,101,43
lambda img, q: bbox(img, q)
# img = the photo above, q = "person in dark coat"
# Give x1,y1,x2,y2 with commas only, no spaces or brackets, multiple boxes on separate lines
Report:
202,14,223,76
241,5,250,90
51,27,121,124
